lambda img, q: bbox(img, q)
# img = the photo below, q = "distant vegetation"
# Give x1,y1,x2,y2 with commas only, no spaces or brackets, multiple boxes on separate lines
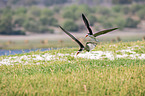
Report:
1,0,145,6
0,3,145,35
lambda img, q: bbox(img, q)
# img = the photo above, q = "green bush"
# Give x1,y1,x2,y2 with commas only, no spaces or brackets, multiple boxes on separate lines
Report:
11,30,26,35
62,10,77,20
39,16,58,26
87,15,97,26
112,5,122,13
98,7,112,16
39,16,50,25
62,20,78,32
53,6,62,13
62,5,78,20
125,17,140,28
0,30,25,35
26,16,36,21
39,26,54,33
41,8,54,17
43,0,67,6
131,4,145,14
0,12,13,34
121,6,131,14
0,13,25,35
75,5,94,19
28,6,41,17
24,0,38,6
136,9,145,19
23,19,54,33
98,14,126,29
14,7,27,15
112,0,132,4
13,15,26,27
23,20,40,32
47,17,58,26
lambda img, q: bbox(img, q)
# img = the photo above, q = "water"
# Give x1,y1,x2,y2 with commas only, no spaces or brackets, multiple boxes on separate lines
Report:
0,48,53,56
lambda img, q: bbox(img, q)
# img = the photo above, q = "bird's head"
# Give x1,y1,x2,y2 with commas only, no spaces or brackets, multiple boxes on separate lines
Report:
85,34,88,37
85,33,91,37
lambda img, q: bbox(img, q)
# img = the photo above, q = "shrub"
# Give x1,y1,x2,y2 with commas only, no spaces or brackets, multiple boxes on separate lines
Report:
62,10,77,20
75,5,94,19
23,19,54,33
39,16,50,25
87,15,97,26
62,20,78,32
43,0,67,6
98,8,111,15
39,16,58,26
0,13,25,35
53,6,62,13
14,7,27,15
23,20,40,32
47,17,58,26
0,30,25,35
0,13,13,35
10,30,26,35
121,6,131,14
98,15,126,29
24,0,38,6
62,5,78,20
131,4,145,14
41,8,54,17
13,15,26,27
125,17,140,28
136,9,145,19
112,5,122,13
39,26,54,33
112,0,132,4
29,6,41,17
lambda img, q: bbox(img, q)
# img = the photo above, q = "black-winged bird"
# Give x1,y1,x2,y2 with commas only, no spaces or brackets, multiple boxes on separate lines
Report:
59,26,97,55
82,13,118,42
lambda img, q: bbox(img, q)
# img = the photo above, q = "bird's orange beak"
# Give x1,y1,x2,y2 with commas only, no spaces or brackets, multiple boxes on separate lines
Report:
76,51,80,55
85,34,88,37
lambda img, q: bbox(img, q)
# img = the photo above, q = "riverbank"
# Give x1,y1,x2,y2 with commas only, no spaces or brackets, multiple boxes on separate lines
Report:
0,30,145,49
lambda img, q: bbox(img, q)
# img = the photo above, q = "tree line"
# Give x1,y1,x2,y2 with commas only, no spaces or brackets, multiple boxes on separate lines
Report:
0,3,145,35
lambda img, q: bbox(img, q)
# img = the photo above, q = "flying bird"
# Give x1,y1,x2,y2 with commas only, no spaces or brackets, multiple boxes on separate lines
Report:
82,13,118,42
59,26,97,55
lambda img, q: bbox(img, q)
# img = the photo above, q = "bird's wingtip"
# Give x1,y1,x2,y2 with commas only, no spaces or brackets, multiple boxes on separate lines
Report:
59,25,62,28
82,13,85,17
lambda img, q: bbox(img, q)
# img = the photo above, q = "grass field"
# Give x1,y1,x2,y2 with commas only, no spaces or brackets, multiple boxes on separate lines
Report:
0,41,145,95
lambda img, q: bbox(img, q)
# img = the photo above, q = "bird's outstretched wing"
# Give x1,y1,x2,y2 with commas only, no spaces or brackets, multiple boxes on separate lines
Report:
93,28,118,37
82,14,93,35
59,26,84,49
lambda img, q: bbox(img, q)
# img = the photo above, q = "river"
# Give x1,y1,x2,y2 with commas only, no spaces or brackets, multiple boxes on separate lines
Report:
0,48,53,56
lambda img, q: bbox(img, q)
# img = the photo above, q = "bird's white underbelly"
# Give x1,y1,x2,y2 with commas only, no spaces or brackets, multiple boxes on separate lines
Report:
87,43,96,50
89,35,98,42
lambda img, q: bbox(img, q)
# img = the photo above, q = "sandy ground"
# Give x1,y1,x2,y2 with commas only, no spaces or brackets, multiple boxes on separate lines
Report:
0,30,145,41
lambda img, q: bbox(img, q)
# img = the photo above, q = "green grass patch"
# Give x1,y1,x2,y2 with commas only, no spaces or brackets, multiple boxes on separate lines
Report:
0,41,145,95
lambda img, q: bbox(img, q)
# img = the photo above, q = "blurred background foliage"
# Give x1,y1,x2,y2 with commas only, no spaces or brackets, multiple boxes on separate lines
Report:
0,0,145,35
